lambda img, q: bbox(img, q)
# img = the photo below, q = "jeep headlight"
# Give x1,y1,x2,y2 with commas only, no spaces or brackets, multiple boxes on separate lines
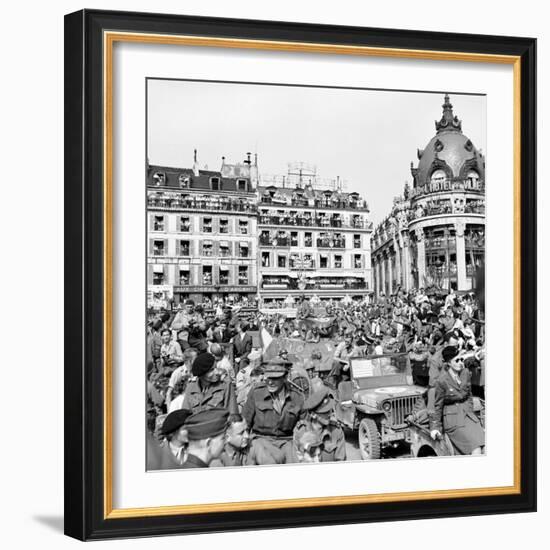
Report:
382,401,392,412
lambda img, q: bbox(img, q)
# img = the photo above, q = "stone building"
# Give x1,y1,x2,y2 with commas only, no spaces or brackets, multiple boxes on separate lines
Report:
257,164,373,304
372,94,485,296
146,151,258,307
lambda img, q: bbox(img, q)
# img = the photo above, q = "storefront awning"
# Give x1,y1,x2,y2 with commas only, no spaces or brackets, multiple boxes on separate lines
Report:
152,264,164,273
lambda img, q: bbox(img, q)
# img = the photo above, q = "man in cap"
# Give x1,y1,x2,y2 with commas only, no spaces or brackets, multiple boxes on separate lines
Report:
170,299,204,333
293,386,346,463
181,408,229,468
181,352,237,415
232,321,252,367
242,357,304,465
156,409,192,468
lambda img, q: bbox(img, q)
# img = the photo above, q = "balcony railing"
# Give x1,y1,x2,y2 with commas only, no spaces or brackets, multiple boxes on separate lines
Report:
259,196,369,211
148,196,257,213
258,214,369,230
316,238,346,249
289,260,316,270
259,236,290,247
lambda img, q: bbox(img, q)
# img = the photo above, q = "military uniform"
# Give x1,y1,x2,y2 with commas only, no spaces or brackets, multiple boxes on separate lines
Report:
181,376,237,415
242,360,304,465
181,453,209,468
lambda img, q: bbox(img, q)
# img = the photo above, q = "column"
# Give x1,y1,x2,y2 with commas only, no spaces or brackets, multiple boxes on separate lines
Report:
380,253,387,296
455,221,467,290
387,251,394,295
402,234,411,291
415,227,426,288
393,234,402,288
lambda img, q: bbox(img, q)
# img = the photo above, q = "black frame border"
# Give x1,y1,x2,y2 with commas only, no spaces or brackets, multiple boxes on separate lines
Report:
64,9,537,541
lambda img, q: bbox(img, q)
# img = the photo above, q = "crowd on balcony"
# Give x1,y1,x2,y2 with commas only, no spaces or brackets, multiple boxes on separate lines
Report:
148,193,256,213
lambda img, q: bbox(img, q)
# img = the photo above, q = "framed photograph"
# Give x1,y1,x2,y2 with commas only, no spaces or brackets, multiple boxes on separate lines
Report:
64,9,536,541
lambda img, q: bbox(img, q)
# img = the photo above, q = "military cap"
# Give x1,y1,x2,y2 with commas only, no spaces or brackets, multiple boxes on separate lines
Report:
183,408,229,440
304,387,334,416
263,357,291,378
161,409,192,437
191,352,216,377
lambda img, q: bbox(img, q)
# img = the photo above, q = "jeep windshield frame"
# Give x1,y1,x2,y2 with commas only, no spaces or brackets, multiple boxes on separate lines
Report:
350,353,412,390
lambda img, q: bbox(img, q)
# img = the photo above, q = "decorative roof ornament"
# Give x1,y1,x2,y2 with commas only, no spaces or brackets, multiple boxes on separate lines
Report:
435,93,462,133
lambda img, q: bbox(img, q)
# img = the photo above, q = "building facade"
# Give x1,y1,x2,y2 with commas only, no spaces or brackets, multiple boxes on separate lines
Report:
257,164,373,304
147,152,258,307
372,95,486,296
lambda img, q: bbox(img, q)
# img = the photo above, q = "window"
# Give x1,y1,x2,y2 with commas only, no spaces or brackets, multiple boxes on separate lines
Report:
219,243,230,257
219,219,229,234
152,172,165,186
239,243,249,258
210,177,220,190
219,268,229,285
152,240,165,256
352,215,362,228
153,215,165,231
354,254,362,269
179,269,190,285
203,217,213,233
278,256,287,268
202,266,213,285
179,240,190,256
238,266,248,285
304,232,312,247
237,179,247,191
320,255,328,269
466,170,480,187
303,254,313,269
202,242,213,257
239,220,249,235
261,252,270,267
335,255,343,269
353,234,361,248
180,216,190,232
290,232,298,246
431,169,447,184
178,174,190,188
153,271,164,285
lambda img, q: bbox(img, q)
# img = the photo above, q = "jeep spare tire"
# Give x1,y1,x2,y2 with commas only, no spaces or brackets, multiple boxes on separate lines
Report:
358,418,381,460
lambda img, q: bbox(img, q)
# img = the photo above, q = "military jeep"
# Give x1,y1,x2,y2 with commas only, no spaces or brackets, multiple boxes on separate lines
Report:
334,352,425,460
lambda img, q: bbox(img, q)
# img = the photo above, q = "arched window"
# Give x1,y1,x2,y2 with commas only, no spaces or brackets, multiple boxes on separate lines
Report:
466,170,480,187
430,169,446,184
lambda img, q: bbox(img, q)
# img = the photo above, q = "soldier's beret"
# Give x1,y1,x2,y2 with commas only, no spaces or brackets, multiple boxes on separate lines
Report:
161,409,192,437
263,357,290,378
191,352,216,377
183,408,229,440
304,387,334,416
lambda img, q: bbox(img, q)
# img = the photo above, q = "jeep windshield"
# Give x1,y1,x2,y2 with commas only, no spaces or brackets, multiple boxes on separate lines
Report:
350,353,411,389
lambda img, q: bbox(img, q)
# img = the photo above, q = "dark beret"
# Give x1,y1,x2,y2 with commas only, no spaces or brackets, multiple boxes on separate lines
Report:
191,352,216,377
151,319,162,330
442,345,459,363
183,408,229,440
161,409,192,436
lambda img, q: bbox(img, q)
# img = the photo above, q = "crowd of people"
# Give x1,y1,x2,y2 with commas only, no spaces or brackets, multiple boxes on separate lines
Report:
146,285,486,469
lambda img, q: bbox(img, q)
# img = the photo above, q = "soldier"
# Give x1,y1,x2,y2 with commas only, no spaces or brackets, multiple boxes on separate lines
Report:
210,414,251,467
293,386,346,463
181,352,238,415
157,409,192,467
181,408,230,468
242,358,304,465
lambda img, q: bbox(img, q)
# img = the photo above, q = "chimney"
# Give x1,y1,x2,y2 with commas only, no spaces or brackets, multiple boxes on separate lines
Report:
192,149,199,177
254,153,258,167
246,152,251,165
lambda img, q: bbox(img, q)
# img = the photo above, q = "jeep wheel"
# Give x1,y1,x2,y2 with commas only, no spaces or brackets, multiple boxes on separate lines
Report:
358,418,381,460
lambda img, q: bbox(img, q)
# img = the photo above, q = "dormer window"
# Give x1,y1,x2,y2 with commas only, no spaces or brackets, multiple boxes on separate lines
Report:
178,174,190,188
430,169,446,184
466,170,480,187
237,179,248,191
152,172,165,186
210,177,220,190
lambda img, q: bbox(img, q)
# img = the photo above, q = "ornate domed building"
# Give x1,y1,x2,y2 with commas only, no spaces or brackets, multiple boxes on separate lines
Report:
372,94,485,295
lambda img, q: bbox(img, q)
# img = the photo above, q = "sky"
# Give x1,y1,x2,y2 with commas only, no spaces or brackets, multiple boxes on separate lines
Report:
147,79,486,225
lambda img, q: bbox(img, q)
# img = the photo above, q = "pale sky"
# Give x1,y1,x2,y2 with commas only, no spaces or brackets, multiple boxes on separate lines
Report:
147,79,486,224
